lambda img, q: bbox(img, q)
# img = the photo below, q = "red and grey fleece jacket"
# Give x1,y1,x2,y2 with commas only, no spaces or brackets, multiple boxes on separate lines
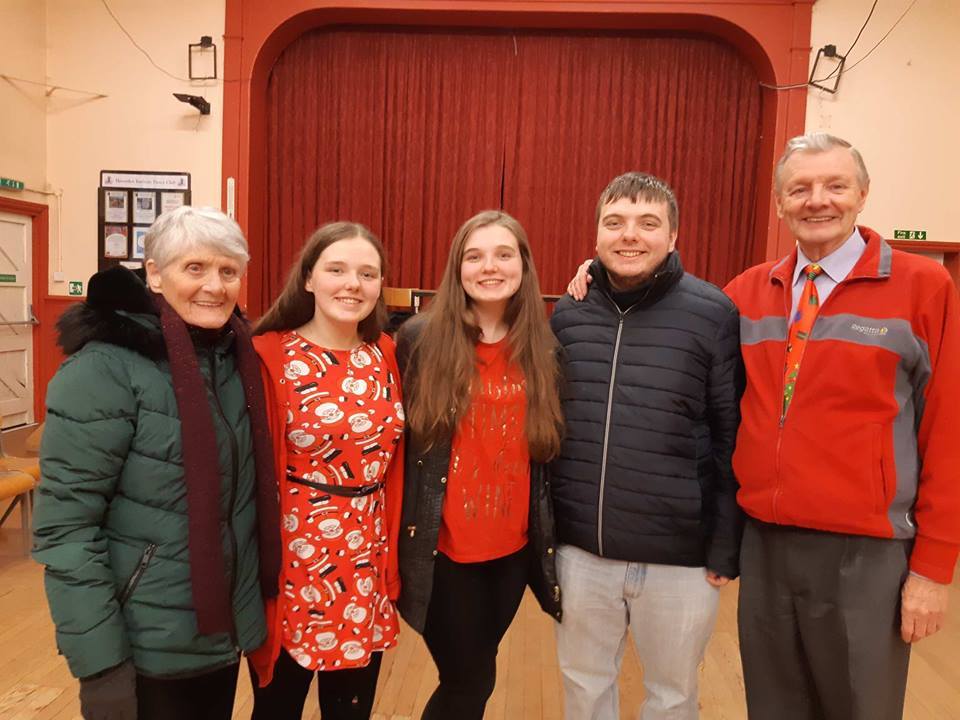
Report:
724,226,960,583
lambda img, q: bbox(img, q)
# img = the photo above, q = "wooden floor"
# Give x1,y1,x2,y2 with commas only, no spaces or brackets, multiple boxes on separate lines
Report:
1,526,958,719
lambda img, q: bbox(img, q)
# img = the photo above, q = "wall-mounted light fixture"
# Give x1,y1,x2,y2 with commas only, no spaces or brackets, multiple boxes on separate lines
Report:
809,44,845,94
188,35,218,81
173,93,211,115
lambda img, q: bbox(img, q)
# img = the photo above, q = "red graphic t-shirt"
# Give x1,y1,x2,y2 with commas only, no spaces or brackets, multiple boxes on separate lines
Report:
437,337,531,563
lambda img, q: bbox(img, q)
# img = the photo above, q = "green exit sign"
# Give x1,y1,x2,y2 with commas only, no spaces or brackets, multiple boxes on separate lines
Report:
0,177,24,191
68,281,84,296
894,229,927,240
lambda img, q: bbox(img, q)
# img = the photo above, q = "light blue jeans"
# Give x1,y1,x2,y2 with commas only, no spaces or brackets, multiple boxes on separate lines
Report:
554,544,719,720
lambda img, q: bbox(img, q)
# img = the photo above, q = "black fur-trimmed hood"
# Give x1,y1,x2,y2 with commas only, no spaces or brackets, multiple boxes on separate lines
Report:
57,266,167,359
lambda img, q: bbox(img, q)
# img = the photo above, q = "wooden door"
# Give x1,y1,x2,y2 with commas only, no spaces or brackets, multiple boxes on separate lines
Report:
0,211,35,428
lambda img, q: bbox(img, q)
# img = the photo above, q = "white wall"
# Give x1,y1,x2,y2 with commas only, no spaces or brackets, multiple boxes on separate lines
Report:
0,0,48,204
806,0,960,241
44,0,225,294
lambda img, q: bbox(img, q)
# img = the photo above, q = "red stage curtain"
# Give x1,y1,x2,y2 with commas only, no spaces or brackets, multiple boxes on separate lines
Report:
503,34,763,290
260,27,762,311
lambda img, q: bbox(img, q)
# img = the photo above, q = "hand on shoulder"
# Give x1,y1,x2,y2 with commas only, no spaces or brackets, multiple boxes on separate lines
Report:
566,259,594,301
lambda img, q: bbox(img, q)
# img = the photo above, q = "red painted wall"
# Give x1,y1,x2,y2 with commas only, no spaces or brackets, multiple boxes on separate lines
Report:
222,0,814,310
35,297,74,418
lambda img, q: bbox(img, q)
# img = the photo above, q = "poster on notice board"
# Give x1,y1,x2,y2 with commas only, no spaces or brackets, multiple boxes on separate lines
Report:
98,171,191,271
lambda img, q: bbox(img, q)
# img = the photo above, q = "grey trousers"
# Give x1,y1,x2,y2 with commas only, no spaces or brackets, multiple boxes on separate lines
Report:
738,519,912,720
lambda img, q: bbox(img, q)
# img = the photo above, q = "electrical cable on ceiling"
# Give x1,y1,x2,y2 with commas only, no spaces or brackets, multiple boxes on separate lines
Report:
842,0,918,73
760,0,877,90
99,0,190,83
759,0,916,92
814,0,878,85
845,0,879,54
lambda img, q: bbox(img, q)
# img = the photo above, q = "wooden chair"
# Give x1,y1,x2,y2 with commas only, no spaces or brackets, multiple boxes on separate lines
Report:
382,287,415,311
0,423,43,554
0,422,41,481
24,421,44,455
0,470,36,553
383,287,441,313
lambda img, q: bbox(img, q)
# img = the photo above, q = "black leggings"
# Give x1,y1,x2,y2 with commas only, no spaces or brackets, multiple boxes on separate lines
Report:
136,663,239,720
421,546,528,720
249,648,383,720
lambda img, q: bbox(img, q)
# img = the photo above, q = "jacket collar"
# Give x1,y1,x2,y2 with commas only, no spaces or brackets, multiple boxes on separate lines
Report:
590,250,684,308
769,225,891,286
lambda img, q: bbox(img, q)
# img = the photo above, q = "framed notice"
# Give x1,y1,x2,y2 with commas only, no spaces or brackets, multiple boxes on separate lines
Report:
161,191,186,214
104,225,129,258
104,191,128,223
132,226,148,259
133,191,157,224
98,170,191,271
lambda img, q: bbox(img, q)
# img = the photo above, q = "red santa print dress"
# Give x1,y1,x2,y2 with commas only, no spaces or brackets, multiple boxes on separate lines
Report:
277,330,403,670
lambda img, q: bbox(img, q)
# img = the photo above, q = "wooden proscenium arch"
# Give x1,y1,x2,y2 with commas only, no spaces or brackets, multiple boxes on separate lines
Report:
222,0,815,312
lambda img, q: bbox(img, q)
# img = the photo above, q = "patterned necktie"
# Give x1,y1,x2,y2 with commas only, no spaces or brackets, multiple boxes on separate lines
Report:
782,263,823,420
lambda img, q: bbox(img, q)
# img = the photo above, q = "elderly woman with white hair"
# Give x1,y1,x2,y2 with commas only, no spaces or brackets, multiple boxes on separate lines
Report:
33,206,281,720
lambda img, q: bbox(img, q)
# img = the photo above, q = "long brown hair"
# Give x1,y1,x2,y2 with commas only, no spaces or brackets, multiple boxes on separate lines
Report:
254,222,388,341
404,210,563,462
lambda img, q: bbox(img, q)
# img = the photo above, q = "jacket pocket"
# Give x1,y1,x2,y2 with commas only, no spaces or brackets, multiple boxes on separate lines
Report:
117,543,157,606
875,424,893,513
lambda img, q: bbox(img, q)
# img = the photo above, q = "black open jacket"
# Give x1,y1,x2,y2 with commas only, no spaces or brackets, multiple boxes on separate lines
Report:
550,252,745,577
394,315,562,633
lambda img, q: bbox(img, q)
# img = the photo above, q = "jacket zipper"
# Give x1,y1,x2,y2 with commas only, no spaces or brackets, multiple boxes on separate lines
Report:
406,459,422,538
597,316,624,556
207,348,240,644
117,543,157,605
773,272,859,520
773,277,792,521
595,282,653,557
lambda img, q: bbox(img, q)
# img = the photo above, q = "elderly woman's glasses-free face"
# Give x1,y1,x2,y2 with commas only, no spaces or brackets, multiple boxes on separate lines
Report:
147,253,245,329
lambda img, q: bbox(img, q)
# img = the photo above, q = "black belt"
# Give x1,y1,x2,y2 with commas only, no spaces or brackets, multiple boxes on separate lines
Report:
287,475,384,498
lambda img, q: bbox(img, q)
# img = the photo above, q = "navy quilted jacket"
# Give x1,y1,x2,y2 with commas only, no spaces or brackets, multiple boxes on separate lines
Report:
549,252,744,577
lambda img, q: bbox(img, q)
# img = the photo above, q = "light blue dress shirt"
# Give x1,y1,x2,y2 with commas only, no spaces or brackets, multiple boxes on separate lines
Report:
790,227,866,321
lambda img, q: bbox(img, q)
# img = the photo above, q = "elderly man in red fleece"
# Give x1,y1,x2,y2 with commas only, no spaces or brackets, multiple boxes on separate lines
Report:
723,132,959,720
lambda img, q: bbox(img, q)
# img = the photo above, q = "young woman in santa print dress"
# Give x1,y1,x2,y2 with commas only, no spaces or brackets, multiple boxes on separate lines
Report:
248,222,404,720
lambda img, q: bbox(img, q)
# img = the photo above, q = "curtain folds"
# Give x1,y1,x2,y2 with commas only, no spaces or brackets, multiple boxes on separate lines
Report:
261,27,763,311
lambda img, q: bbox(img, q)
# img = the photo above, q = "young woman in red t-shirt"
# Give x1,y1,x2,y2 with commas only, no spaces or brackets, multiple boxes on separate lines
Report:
248,222,404,720
396,210,564,720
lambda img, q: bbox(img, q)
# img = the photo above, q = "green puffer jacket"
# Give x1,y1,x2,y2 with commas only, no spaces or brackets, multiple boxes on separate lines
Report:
33,267,266,679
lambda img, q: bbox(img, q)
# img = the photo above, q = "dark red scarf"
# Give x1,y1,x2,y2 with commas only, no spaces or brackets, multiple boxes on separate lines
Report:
155,295,280,635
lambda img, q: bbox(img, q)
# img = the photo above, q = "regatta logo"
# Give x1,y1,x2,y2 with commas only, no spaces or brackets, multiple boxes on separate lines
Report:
851,323,889,336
